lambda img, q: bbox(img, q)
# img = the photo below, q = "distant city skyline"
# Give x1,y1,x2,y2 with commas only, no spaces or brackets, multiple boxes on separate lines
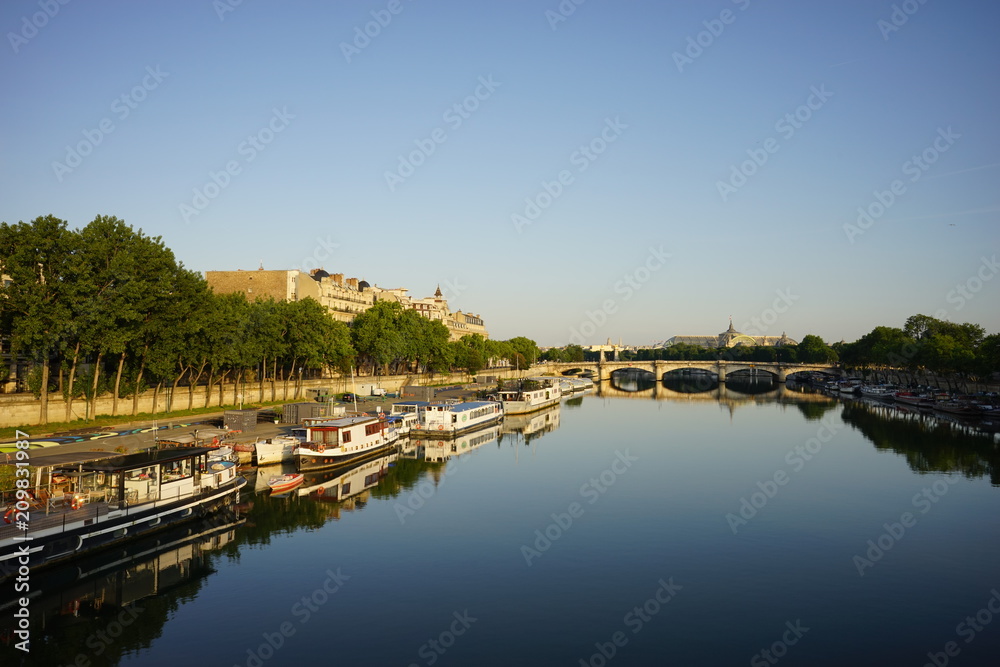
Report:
2,1,997,346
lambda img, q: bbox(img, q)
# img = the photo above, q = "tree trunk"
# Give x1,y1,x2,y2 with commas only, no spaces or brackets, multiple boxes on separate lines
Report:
89,351,104,419
153,382,161,414
272,359,278,401
132,356,145,416
188,360,207,410
39,355,50,425
112,351,126,416
65,341,80,422
169,367,188,413
259,357,266,403
205,367,215,408
218,370,229,406
290,358,299,399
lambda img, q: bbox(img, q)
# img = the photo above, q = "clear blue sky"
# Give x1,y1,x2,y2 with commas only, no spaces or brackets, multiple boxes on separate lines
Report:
2,0,998,346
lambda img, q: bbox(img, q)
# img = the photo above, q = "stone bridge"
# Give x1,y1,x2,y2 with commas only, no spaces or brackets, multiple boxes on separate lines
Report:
545,360,840,383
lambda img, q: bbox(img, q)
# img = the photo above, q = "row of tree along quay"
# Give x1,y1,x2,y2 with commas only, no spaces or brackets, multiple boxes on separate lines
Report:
0,215,542,425
540,315,999,389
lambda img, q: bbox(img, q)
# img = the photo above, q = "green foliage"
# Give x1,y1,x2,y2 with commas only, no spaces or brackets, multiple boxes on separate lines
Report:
837,315,996,378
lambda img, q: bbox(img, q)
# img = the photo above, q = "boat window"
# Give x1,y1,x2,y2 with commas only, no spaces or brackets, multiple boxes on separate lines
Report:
342,430,351,443
126,466,157,482
365,423,381,436
161,458,192,482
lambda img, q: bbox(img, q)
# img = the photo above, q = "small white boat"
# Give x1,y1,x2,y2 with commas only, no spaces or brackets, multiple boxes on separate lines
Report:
254,436,301,465
268,473,304,494
859,384,896,400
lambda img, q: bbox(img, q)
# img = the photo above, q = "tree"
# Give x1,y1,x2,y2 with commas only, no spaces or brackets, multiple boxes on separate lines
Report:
351,301,406,375
796,335,838,363
0,215,83,423
76,216,182,416
507,337,540,367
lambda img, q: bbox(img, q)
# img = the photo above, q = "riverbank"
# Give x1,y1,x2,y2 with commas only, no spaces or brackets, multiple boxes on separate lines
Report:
0,367,537,431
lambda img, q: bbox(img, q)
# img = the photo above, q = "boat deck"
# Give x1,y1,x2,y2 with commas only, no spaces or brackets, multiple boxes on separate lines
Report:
0,500,117,540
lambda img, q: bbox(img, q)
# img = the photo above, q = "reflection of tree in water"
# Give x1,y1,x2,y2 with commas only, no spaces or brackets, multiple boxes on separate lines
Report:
795,401,839,421
841,402,1000,485
369,457,444,499
564,396,583,408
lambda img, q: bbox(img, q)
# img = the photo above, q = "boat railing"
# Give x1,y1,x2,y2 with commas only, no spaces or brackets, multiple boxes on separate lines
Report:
0,471,243,545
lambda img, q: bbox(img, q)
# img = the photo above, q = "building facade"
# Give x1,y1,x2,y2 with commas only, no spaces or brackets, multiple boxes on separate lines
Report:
204,269,488,339
663,320,796,348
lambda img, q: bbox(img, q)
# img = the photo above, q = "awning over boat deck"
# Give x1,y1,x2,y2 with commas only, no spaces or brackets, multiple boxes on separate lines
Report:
0,450,122,470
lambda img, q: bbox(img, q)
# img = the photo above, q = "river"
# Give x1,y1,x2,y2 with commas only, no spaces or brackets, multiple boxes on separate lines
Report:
4,379,1000,666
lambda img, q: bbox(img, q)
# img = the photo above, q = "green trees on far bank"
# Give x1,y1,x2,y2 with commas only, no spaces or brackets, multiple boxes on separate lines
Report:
539,314,996,381
0,215,542,423
835,314,997,379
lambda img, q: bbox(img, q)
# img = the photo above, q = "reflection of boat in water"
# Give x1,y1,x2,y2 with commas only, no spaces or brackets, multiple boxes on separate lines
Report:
501,404,561,442
0,447,245,577
297,450,398,503
268,473,304,494
420,424,501,462
0,512,242,665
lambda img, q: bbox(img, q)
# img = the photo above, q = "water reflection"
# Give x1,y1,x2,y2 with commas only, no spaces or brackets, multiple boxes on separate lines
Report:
602,375,819,402
841,398,1000,484
501,404,561,444
0,513,242,667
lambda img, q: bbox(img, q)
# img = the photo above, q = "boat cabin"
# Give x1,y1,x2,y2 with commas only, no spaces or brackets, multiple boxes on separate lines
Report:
1,447,233,514
304,415,389,447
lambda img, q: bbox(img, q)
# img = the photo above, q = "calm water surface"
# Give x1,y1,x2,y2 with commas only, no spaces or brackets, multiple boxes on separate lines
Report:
6,380,1000,666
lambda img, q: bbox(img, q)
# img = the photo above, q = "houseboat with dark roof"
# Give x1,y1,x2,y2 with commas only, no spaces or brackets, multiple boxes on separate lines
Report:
0,447,245,577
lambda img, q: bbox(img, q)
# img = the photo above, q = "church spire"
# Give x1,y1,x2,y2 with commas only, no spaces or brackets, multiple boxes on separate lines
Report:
434,284,442,298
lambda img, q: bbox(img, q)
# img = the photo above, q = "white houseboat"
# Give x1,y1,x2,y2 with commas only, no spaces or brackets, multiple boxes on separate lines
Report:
409,401,503,438
0,447,245,575
294,415,398,471
386,401,428,435
492,379,561,415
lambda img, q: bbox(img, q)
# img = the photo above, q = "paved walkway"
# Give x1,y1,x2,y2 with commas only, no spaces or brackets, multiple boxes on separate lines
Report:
1,389,481,459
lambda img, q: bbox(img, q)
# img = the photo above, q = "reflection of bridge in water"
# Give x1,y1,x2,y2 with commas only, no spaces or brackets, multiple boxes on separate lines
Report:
547,360,840,383
597,378,837,406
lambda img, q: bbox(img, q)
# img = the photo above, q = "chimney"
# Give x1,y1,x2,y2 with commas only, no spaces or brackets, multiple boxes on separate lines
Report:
346,277,359,289
332,273,344,285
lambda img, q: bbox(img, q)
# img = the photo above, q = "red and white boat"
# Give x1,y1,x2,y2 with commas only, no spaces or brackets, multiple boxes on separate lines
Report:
267,473,304,494
295,415,399,471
